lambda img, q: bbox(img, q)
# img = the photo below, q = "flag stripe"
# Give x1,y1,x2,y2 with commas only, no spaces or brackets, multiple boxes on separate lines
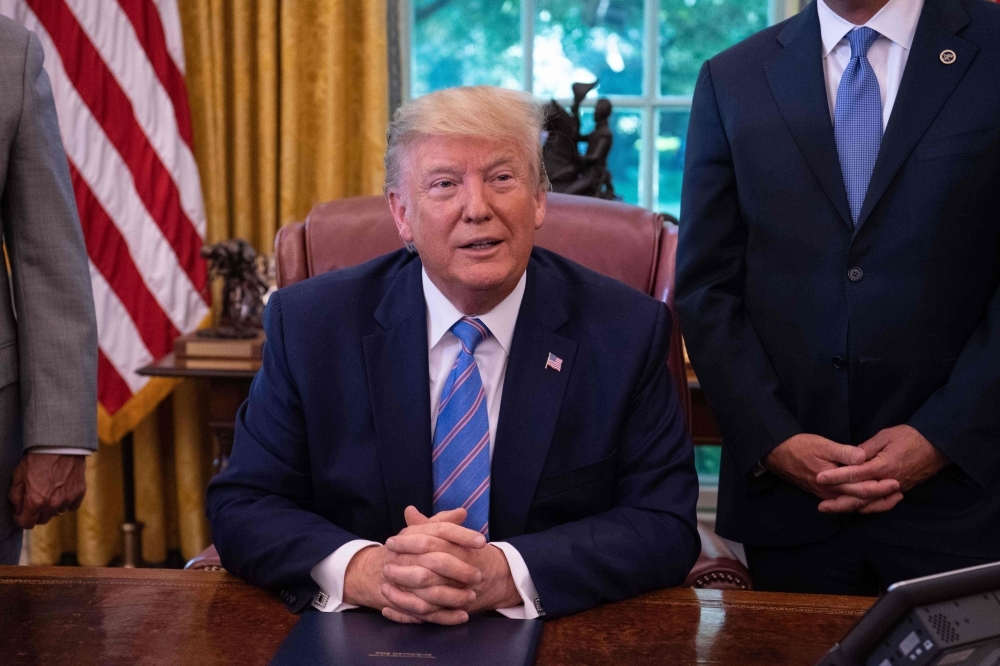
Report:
113,0,193,147
30,17,209,333
88,262,154,395
61,0,206,237
26,0,208,295
70,161,180,358
97,349,134,414
150,0,185,73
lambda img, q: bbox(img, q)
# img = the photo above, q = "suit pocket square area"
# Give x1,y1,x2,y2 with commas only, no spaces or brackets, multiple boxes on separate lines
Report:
914,126,1000,162
533,450,617,502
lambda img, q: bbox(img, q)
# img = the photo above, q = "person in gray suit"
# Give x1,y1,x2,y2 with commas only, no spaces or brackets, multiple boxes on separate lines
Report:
0,16,98,564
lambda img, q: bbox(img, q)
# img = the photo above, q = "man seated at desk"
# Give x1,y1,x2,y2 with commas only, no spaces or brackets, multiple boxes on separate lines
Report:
207,85,700,623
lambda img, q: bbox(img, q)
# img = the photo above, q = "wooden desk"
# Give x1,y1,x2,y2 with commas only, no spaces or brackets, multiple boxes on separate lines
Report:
138,353,257,476
0,567,872,665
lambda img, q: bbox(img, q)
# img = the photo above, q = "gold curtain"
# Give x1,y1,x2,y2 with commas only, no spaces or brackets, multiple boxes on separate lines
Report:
181,0,389,250
27,0,388,566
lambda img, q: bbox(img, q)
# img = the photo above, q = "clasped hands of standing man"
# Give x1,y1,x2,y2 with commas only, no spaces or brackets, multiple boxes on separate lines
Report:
765,425,949,515
344,506,521,625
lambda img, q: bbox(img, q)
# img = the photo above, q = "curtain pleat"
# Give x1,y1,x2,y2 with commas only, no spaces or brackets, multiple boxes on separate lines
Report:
27,0,387,566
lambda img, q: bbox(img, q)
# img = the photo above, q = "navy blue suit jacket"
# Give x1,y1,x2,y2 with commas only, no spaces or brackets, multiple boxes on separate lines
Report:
677,0,1000,556
207,247,699,618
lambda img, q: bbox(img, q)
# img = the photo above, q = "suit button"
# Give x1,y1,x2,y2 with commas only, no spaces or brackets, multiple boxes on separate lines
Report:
848,267,864,282
832,356,847,369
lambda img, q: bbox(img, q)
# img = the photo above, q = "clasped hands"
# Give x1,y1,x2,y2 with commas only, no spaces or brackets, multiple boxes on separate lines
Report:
765,425,948,514
343,506,521,625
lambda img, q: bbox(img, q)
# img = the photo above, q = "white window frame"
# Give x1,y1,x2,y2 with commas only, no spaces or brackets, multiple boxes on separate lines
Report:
398,0,798,212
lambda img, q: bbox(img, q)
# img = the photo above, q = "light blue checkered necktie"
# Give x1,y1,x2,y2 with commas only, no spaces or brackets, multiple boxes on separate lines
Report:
834,27,883,225
432,317,491,538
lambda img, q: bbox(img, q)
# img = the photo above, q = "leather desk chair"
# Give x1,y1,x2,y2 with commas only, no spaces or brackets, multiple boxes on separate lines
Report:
189,192,751,590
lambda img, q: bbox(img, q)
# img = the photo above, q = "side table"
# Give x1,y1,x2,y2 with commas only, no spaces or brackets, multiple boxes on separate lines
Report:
138,353,258,477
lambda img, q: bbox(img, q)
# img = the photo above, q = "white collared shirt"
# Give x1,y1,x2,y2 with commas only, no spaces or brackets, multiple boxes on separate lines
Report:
817,0,924,129
309,268,541,619
424,268,525,453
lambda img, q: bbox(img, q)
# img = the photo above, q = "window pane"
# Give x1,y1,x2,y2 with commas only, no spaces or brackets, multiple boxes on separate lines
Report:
656,109,690,218
534,0,645,99
660,0,767,96
411,0,522,96
575,108,643,206
694,445,721,485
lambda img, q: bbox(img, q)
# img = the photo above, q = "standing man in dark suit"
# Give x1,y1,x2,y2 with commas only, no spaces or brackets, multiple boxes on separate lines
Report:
0,16,98,564
207,85,700,622
676,0,1000,594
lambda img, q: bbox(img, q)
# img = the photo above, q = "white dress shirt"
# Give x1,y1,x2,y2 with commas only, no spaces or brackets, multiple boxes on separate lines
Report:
818,0,924,129
310,269,542,618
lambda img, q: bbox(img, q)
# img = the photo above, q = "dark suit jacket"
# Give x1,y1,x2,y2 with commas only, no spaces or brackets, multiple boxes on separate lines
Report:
676,0,1000,556
207,247,699,618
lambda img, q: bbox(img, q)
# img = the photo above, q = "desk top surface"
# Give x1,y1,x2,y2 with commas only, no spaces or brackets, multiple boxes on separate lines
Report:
0,566,873,666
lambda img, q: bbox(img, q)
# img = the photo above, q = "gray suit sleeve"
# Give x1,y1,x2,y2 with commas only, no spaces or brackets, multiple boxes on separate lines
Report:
0,32,98,452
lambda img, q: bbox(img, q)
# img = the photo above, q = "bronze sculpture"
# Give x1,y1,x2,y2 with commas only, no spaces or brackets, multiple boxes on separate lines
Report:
198,239,268,339
543,80,617,200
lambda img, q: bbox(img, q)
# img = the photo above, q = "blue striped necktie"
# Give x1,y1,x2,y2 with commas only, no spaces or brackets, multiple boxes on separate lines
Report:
432,317,491,538
834,27,883,225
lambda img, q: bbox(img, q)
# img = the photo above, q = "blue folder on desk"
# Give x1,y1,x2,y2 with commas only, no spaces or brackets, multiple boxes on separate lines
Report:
269,610,543,666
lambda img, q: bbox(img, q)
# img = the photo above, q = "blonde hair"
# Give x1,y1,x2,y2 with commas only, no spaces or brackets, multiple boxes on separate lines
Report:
384,86,550,194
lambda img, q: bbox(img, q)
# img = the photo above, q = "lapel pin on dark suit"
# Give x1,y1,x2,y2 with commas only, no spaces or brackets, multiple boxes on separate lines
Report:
940,50,957,65
545,353,563,371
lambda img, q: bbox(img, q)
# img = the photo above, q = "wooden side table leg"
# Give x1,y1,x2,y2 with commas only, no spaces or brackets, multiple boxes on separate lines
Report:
207,378,252,477
209,426,234,477
120,432,144,568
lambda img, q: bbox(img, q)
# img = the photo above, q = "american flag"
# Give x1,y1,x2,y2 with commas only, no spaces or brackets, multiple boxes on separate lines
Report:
0,0,209,442
545,353,563,372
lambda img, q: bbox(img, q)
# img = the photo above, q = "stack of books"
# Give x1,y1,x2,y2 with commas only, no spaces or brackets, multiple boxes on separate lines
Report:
173,330,265,371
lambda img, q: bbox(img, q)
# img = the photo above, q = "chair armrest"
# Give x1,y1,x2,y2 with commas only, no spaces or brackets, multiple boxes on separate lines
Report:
684,524,753,590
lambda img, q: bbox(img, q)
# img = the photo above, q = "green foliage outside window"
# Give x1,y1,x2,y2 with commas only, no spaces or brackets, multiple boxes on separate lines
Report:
659,0,766,96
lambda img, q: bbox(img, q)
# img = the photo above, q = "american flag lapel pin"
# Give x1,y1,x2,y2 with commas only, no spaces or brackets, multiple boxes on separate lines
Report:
544,352,563,372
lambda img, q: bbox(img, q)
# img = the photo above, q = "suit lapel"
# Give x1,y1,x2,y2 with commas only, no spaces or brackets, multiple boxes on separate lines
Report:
766,2,854,230
854,0,975,232
489,258,577,540
363,258,433,535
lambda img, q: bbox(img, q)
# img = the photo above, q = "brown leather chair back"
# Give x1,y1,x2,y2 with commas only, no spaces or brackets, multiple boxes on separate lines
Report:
274,192,690,423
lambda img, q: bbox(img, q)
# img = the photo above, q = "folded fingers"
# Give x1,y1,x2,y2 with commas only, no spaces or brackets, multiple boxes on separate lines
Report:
830,478,900,499
394,522,486,549
858,492,904,514
385,551,482,586
815,459,890,485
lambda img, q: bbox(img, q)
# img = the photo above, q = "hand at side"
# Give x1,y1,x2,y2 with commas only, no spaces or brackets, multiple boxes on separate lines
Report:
8,453,86,529
765,434,902,513
814,425,948,513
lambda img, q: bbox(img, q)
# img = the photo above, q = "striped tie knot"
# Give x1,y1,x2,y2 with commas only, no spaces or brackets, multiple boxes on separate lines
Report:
451,317,490,354
847,27,880,60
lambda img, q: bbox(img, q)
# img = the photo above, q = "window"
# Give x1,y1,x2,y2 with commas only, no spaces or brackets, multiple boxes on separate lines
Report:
401,0,799,218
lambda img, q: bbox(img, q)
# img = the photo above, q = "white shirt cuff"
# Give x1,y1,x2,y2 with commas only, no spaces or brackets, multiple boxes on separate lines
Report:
490,541,543,619
309,539,380,612
26,447,92,455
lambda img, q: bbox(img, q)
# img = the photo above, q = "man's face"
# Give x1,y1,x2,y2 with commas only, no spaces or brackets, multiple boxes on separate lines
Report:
388,135,546,313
